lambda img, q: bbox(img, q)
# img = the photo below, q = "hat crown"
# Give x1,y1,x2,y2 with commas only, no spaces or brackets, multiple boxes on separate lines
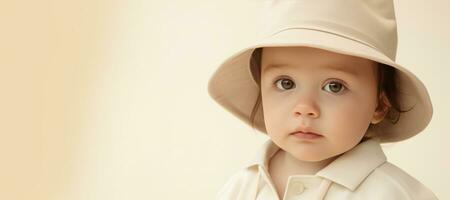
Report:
258,0,398,60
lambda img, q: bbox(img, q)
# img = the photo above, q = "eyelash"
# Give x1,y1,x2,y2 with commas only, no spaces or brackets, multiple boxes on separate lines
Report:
272,76,348,94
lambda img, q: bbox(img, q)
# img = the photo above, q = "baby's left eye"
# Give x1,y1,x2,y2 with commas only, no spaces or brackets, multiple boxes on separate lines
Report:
322,81,346,94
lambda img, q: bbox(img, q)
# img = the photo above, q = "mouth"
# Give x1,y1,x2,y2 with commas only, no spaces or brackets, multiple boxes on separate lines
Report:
290,130,323,139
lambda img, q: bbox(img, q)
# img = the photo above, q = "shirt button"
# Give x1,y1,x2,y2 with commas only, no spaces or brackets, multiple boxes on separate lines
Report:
291,181,305,195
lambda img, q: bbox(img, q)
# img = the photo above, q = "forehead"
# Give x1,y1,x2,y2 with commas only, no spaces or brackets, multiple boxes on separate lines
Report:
261,46,376,75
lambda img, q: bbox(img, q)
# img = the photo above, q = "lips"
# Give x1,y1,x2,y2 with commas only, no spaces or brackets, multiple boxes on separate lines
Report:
291,131,322,136
290,127,322,136
291,131,323,139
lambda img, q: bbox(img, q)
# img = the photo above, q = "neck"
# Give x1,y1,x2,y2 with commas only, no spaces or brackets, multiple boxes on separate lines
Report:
279,150,339,175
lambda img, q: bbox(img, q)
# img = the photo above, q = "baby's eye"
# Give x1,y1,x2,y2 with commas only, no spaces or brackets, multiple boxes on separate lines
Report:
274,78,295,90
322,81,346,94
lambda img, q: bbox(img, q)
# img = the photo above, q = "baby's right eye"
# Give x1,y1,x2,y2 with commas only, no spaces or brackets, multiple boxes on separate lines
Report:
274,78,295,90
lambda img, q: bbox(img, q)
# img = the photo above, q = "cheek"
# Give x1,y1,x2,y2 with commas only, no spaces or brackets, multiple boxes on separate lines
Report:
261,96,290,137
324,94,375,135
262,101,281,132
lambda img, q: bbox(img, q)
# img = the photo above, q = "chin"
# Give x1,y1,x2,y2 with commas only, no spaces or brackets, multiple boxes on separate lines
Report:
293,153,328,162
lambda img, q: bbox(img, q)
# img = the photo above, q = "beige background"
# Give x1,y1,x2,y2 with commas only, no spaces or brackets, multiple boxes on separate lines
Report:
0,0,449,199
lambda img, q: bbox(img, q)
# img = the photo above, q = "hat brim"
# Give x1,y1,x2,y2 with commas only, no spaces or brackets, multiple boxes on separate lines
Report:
207,28,432,143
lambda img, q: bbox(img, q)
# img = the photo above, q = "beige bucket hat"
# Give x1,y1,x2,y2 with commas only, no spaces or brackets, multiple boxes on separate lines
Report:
207,0,433,143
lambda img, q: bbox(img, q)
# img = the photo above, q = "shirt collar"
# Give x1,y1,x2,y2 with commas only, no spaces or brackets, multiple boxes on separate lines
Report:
244,138,387,191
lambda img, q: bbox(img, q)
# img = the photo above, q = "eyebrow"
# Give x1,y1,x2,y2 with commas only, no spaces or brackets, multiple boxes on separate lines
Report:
262,64,289,74
262,63,360,76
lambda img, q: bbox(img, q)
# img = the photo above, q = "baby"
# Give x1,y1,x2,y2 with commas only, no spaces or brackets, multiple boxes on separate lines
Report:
208,0,437,199
254,46,393,197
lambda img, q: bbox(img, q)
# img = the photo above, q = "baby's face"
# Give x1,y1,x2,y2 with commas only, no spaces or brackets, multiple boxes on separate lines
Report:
260,46,379,162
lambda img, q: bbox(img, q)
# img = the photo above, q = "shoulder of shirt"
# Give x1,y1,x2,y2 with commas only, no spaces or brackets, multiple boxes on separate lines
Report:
358,161,439,200
215,166,259,200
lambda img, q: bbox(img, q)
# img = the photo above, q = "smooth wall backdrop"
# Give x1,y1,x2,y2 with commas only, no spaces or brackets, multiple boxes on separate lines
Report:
0,0,448,199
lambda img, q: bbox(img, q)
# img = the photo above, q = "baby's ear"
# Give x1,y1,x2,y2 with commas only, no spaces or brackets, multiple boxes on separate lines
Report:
371,91,391,124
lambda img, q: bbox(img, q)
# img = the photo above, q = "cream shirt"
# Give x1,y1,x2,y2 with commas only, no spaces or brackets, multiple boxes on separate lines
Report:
216,139,438,200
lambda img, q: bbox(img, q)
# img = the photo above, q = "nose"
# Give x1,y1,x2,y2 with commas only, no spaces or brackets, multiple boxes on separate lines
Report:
293,99,320,118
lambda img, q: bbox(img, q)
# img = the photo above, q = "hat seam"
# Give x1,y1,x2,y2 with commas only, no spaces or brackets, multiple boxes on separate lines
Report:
265,26,382,57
